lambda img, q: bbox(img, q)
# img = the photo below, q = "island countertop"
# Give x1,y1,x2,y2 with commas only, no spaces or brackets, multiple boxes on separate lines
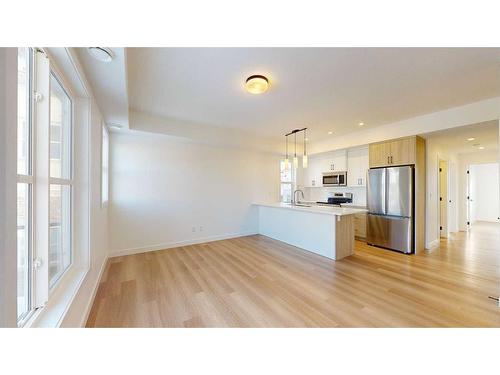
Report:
253,202,367,217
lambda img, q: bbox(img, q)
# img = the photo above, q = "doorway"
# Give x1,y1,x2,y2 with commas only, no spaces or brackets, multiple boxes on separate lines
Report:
467,162,500,226
438,159,449,238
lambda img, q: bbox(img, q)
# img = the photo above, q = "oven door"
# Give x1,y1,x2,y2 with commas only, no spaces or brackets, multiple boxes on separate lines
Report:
322,174,339,186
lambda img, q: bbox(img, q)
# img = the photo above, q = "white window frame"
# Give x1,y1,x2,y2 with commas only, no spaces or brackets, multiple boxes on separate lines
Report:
16,47,35,326
101,122,109,208
48,70,74,292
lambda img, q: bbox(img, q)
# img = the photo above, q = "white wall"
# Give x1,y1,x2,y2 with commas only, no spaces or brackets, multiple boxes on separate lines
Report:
60,98,109,327
469,163,499,223
109,132,280,255
458,150,499,230
0,48,18,327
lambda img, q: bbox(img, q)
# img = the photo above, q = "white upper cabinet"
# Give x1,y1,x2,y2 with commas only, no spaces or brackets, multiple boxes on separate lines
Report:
347,147,369,187
303,156,324,187
301,148,368,188
320,150,347,172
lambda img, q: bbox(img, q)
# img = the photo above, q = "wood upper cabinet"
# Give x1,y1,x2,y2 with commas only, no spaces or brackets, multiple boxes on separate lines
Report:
369,136,417,168
369,142,392,168
389,138,415,166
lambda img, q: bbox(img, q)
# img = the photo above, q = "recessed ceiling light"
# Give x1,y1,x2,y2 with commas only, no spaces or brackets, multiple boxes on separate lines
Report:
359,122,364,126
328,131,333,135
479,146,485,150
87,47,114,62
245,75,269,94
467,137,475,141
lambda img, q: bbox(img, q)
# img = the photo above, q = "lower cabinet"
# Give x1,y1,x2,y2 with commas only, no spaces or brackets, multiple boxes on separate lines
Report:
354,213,367,239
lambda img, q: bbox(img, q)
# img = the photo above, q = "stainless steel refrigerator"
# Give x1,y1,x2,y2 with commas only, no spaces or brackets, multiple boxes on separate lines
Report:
367,166,414,254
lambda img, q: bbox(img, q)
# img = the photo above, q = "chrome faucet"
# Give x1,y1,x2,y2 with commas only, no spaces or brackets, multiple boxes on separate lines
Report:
293,189,305,204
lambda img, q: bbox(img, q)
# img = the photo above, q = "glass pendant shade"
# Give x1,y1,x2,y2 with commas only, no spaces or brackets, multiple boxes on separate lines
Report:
284,158,290,171
293,156,299,169
302,154,308,168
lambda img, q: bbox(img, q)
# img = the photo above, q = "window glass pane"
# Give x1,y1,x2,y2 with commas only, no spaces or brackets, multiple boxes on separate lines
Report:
281,183,292,203
50,74,71,179
49,184,71,287
280,160,292,182
17,48,31,175
17,183,30,319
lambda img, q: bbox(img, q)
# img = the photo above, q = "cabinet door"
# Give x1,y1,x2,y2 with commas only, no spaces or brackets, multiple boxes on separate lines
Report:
358,149,369,186
354,213,367,238
369,142,391,168
347,148,368,186
332,152,347,171
306,157,322,187
390,138,415,166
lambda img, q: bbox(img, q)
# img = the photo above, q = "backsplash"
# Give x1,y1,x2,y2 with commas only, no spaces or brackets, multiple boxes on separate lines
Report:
304,186,367,207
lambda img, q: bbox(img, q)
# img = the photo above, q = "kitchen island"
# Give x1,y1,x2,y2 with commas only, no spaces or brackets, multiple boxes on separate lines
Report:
253,202,367,260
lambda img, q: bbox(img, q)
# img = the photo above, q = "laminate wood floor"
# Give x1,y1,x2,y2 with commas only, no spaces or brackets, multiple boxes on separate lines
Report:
86,222,500,327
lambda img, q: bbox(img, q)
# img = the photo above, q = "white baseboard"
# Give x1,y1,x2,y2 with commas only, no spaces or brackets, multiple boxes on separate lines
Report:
78,255,109,328
426,239,439,249
109,231,259,258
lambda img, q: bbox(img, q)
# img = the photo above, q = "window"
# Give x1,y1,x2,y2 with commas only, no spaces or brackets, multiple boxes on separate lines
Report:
17,47,33,322
280,160,293,203
101,123,109,206
48,73,72,288
16,48,78,326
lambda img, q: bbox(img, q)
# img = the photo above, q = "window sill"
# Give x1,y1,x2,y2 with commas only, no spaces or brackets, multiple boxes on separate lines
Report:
24,266,88,328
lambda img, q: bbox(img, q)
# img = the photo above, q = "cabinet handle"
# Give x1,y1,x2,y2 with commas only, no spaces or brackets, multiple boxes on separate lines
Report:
387,156,390,164
391,156,393,164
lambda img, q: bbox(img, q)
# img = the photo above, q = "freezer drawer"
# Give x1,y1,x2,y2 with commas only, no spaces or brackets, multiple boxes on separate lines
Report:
366,214,413,254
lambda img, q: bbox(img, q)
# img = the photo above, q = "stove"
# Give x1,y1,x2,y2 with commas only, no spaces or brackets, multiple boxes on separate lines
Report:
316,192,353,205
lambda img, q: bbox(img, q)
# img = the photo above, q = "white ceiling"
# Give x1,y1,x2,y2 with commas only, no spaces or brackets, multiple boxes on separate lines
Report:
422,120,499,154
127,48,500,142
76,48,129,128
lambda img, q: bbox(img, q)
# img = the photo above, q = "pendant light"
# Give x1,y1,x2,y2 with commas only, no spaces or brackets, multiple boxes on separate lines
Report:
293,132,299,169
284,135,290,171
302,129,308,168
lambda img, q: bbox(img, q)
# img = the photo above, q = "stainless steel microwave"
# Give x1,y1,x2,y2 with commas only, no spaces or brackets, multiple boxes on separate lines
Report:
322,171,347,186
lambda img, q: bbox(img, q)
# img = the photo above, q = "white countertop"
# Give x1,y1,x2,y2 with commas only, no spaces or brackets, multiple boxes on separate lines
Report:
253,202,367,216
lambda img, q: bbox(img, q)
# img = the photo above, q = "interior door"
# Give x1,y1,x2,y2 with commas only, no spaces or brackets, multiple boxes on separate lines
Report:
439,160,448,237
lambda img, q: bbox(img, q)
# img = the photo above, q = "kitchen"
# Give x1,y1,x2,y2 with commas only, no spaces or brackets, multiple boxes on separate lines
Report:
255,134,425,260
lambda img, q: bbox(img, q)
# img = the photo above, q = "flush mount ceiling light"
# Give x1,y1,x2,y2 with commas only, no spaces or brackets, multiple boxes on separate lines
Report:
87,47,114,62
245,75,269,94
